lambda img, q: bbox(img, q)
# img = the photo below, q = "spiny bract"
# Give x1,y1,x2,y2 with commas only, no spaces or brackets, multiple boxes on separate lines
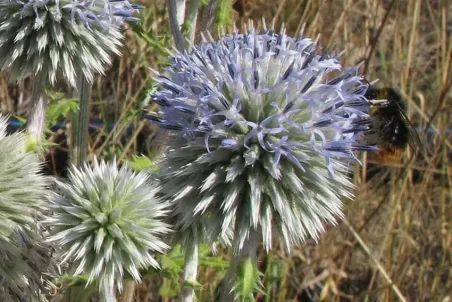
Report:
0,0,141,86
146,28,377,253
45,159,170,292
0,114,51,300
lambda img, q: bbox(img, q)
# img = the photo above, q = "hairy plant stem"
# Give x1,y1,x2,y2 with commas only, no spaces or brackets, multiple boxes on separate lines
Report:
100,284,116,302
167,0,186,52
186,0,200,46
180,241,199,302
119,281,136,302
196,0,220,43
175,0,186,26
27,72,47,141
71,75,91,166
220,228,259,302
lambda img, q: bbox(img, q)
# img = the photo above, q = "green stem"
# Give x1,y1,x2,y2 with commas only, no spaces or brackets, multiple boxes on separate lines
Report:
71,75,91,166
264,254,272,302
220,228,260,302
26,72,47,142
180,241,199,302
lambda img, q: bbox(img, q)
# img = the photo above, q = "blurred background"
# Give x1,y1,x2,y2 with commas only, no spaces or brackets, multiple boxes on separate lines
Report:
0,0,450,301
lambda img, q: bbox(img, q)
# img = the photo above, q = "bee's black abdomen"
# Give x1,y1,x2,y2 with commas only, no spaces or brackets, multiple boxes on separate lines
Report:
364,86,420,162
381,117,410,148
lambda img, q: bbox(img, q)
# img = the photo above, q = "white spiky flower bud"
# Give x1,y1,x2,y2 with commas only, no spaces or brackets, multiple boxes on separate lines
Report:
45,159,170,300
0,114,51,300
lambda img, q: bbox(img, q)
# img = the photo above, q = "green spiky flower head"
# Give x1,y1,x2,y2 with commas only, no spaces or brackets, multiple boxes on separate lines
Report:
0,114,51,300
46,158,170,295
0,0,142,86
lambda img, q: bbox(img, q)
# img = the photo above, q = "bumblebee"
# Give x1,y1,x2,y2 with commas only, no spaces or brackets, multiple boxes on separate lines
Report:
364,87,421,163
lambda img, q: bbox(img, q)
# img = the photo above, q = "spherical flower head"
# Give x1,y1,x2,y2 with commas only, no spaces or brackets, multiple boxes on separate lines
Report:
0,0,142,86
0,228,55,301
146,28,377,252
0,114,51,299
46,158,170,292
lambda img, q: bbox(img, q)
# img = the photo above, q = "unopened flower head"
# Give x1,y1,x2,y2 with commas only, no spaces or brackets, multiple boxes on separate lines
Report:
0,114,51,299
0,0,142,86
46,159,170,292
0,228,55,301
146,28,377,252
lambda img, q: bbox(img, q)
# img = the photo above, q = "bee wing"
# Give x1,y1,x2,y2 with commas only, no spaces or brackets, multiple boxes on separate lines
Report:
395,100,422,153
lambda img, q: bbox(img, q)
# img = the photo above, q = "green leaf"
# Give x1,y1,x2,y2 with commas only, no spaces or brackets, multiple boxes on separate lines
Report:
182,279,202,289
158,278,180,297
129,22,168,54
64,283,98,301
199,256,229,269
216,0,234,29
127,155,159,171
234,257,263,302
237,258,255,301
15,116,26,125
24,134,39,153
45,92,79,128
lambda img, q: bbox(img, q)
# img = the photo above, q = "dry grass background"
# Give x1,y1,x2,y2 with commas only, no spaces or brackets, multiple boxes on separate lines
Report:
0,0,451,301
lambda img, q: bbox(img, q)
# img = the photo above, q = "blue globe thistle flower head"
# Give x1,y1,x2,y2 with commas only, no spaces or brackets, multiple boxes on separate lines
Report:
0,0,142,86
45,159,170,293
147,27,377,253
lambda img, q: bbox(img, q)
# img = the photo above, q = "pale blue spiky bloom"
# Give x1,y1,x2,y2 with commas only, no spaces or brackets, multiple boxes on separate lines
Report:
0,114,51,300
0,0,142,86
45,159,170,294
146,28,377,253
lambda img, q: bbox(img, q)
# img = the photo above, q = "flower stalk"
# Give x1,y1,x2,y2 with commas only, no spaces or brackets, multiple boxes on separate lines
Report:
168,0,186,52
71,74,91,166
119,280,137,302
180,242,200,302
101,283,117,302
196,0,220,43
27,72,47,142
185,0,200,45
221,228,260,302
